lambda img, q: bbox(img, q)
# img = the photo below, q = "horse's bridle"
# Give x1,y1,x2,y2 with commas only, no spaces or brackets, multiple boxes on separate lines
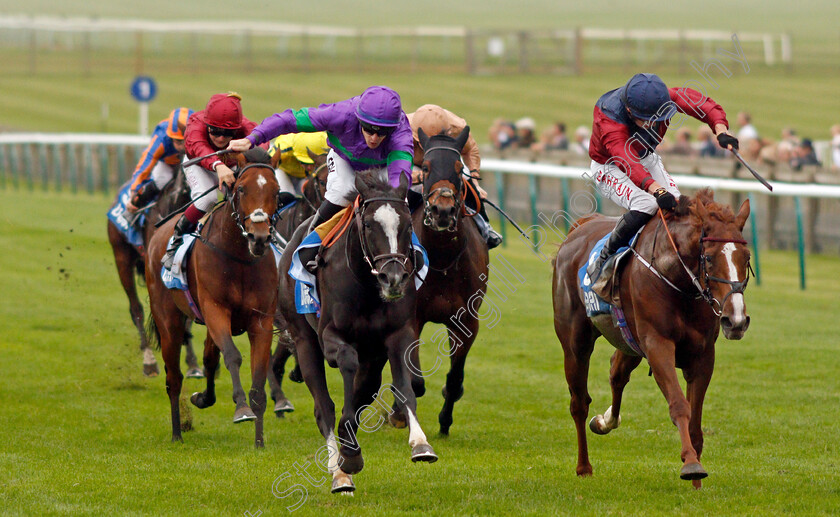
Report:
641,209,752,317
301,162,328,212
227,163,286,248
353,196,412,277
422,145,464,232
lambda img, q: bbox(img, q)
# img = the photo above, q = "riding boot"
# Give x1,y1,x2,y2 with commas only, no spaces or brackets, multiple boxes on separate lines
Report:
475,203,503,249
162,214,197,271
586,210,651,293
299,200,343,273
130,182,161,210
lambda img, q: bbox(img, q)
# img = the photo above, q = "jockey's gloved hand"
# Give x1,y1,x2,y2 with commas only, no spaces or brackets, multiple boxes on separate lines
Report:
717,133,739,151
653,188,677,211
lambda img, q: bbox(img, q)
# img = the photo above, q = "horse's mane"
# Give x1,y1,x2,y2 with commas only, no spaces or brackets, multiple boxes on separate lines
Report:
676,188,735,223
358,171,403,200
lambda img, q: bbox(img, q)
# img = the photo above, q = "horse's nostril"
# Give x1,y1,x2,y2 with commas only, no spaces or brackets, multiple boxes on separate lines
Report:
720,316,731,329
431,204,440,215
400,271,409,284
377,272,389,285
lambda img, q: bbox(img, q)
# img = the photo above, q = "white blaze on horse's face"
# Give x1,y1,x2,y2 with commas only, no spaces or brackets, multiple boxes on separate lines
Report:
256,174,267,189
373,204,400,254
721,243,747,322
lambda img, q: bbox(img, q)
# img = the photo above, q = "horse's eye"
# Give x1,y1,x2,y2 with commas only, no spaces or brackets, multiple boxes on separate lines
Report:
703,255,713,263
237,186,245,194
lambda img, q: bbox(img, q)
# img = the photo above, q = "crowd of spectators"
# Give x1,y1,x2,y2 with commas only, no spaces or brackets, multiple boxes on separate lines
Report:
490,112,840,173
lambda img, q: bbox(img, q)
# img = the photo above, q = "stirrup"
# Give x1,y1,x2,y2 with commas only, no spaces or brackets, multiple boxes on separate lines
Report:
161,237,182,270
486,229,503,249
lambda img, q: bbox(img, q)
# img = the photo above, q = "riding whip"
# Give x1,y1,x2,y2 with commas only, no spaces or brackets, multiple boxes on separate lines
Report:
182,148,235,168
154,186,219,228
730,149,773,192
481,198,534,244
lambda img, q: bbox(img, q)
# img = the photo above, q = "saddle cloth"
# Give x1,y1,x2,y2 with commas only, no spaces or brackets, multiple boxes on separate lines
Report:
289,230,429,315
577,231,644,357
107,183,145,250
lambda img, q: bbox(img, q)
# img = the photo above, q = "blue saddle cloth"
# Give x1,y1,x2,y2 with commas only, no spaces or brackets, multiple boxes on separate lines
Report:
107,183,145,249
578,231,643,356
288,231,429,315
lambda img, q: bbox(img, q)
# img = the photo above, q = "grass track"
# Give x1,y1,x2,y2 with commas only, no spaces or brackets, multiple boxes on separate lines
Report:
1,189,839,515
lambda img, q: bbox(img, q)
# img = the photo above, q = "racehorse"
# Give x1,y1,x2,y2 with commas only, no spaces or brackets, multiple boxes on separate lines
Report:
552,189,751,487
107,169,201,378
145,148,281,446
268,149,329,415
393,127,489,435
275,171,437,493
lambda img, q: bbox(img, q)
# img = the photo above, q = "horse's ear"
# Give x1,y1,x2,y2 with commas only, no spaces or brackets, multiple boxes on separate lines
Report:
355,170,375,196
306,147,320,163
455,125,470,151
693,195,708,221
396,172,409,200
418,127,429,150
735,198,750,231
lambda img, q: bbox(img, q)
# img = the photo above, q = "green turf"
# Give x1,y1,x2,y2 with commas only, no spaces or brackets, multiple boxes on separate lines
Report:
1,189,839,516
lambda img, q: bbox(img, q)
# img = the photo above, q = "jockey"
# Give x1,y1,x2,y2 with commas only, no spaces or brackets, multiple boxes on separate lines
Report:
162,92,260,270
407,104,503,249
585,73,739,292
228,85,414,272
126,107,194,212
267,131,329,195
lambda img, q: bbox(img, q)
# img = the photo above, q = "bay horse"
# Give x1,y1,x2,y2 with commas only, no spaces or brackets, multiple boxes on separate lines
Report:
275,171,437,493
268,149,329,415
107,170,201,378
393,127,489,435
552,189,751,487
145,148,281,446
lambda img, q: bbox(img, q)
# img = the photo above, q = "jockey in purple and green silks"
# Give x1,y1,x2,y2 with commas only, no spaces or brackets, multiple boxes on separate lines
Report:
228,85,415,272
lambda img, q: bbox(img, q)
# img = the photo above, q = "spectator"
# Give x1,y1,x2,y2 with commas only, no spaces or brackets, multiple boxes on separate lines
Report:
831,124,840,172
667,127,695,157
531,121,568,152
571,125,590,155
789,138,822,171
489,118,517,150
736,111,762,160
697,125,725,158
774,127,800,164
514,117,537,148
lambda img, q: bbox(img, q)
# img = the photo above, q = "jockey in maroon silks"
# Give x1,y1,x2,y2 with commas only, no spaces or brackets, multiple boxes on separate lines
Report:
585,73,740,291
162,93,260,270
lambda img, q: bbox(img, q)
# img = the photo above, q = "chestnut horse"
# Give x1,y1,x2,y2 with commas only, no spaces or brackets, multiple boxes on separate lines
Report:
268,150,329,415
275,171,437,494
107,170,201,377
552,189,751,487
395,127,489,435
145,149,281,446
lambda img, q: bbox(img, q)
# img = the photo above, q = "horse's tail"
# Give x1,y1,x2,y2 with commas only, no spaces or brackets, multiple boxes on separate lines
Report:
145,313,161,351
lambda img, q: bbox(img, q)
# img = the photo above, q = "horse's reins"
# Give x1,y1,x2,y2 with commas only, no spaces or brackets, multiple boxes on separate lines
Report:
633,208,751,316
353,196,413,278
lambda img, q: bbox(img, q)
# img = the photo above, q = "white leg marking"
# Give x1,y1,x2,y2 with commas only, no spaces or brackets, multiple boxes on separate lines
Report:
603,405,620,429
721,243,746,323
326,432,340,473
406,408,429,448
373,204,400,254
142,347,156,365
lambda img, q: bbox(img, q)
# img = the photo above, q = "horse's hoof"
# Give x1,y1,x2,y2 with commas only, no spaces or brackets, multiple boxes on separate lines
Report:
411,444,438,463
274,399,295,414
680,461,708,480
171,434,183,443
288,366,304,384
185,367,205,379
143,363,160,377
389,412,407,429
576,464,593,477
331,472,355,494
233,406,257,423
692,479,703,490
340,453,364,475
589,414,616,435
190,392,215,409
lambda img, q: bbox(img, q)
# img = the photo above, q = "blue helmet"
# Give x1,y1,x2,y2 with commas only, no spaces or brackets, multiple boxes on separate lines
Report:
621,73,676,122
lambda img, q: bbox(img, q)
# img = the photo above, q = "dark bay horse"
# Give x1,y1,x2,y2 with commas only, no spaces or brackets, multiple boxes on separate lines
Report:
276,171,437,494
552,189,751,487
268,150,328,415
145,149,281,446
394,127,489,435
107,170,201,377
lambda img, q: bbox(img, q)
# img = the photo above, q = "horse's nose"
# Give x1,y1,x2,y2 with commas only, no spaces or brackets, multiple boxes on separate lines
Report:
721,314,750,339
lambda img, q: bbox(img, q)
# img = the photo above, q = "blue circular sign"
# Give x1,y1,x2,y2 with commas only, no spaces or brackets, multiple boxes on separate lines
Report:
130,76,157,103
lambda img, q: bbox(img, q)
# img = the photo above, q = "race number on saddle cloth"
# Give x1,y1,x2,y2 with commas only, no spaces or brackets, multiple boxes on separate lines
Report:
288,202,429,315
577,230,643,357
107,183,145,250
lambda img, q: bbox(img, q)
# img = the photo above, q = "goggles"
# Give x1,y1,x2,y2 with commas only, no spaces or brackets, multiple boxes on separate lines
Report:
360,121,395,137
208,125,236,137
